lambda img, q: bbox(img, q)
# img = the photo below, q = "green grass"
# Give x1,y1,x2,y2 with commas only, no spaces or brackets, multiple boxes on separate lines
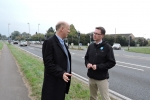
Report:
7,44,103,100
125,47,150,54
0,41,3,50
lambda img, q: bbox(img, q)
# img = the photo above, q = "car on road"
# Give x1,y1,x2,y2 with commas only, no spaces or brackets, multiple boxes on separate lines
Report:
19,41,27,46
112,43,121,50
13,41,18,44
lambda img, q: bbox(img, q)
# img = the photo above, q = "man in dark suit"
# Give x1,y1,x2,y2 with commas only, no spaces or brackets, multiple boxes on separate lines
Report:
41,21,72,100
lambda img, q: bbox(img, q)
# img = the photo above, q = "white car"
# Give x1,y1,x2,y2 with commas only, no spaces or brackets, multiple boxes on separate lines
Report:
112,43,121,50
13,41,18,44
19,41,27,46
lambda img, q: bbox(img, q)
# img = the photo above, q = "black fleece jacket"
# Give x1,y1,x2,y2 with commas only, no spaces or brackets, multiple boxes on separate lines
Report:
85,41,116,80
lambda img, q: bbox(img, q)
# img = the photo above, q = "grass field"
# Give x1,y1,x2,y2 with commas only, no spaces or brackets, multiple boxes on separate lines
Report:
125,47,150,54
7,44,103,100
0,41,3,50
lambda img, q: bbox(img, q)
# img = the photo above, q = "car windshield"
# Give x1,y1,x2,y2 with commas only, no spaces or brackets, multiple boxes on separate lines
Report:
113,44,120,46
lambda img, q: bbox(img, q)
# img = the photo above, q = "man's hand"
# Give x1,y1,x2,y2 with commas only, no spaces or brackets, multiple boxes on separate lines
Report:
92,64,97,70
63,73,72,82
87,63,92,69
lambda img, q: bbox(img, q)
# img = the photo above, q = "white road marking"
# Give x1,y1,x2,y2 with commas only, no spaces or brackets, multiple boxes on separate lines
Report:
70,52,75,54
116,64,144,71
82,57,84,58
28,47,34,50
117,61,150,69
123,54,150,60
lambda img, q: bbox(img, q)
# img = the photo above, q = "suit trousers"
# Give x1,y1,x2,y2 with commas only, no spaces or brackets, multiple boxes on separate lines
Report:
89,78,110,100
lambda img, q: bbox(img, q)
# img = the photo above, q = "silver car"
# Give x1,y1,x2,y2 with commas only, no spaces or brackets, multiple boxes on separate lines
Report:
19,41,27,46
112,43,121,50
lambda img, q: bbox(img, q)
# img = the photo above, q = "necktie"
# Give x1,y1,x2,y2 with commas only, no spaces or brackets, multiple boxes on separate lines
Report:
61,43,70,73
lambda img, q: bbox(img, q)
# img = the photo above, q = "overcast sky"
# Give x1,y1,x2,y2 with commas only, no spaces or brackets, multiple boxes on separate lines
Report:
0,0,150,38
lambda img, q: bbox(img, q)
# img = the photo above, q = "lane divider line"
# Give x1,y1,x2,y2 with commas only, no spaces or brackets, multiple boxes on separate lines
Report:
117,61,150,69
116,64,144,71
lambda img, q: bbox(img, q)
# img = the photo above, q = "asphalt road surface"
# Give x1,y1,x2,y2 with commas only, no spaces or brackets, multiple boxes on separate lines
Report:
14,44,150,100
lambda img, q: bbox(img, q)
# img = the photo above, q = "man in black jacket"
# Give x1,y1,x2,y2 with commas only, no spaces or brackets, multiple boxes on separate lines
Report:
85,27,116,100
41,21,72,100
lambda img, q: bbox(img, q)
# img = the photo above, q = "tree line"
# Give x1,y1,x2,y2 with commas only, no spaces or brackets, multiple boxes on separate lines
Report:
0,25,149,46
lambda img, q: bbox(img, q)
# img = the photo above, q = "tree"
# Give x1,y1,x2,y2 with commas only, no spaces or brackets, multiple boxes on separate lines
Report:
46,32,55,38
11,31,20,40
104,35,115,46
0,33,1,40
1,35,7,40
68,24,78,44
47,27,55,33
135,37,148,46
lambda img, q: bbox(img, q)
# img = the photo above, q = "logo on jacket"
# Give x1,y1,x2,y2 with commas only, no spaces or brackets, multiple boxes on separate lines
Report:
100,47,104,52
100,47,104,50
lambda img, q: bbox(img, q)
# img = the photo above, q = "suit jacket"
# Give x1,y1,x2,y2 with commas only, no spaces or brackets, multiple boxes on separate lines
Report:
41,35,71,100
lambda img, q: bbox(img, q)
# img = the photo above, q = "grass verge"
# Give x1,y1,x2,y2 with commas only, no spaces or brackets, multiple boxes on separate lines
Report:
7,44,103,100
125,47,150,54
0,41,3,50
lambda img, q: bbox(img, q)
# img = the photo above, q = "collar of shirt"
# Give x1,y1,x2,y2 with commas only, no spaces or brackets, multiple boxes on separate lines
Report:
55,34,64,45
96,40,102,44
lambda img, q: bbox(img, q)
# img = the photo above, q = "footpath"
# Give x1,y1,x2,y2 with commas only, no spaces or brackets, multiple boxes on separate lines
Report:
0,44,30,100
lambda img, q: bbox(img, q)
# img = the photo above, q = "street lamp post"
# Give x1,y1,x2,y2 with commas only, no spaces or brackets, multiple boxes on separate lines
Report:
115,28,116,43
38,24,40,42
89,34,92,44
8,23,11,44
142,34,146,46
8,23,10,37
27,23,30,45
128,35,131,50
27,23,30,35
77,31,80,49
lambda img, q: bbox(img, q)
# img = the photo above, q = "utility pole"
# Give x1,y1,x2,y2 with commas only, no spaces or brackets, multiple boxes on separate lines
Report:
115,28,116,43
128,35,130,50
143,34,146,46
8,23,11,44
38,24,40,42
27,23,30,45
89,34,91,44
77,31,80,49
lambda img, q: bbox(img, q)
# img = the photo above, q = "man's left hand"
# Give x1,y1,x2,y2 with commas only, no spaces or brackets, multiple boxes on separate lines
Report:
92,65,97,70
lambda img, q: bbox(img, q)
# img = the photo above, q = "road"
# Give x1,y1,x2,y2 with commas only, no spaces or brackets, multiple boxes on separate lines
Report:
14,44,150,100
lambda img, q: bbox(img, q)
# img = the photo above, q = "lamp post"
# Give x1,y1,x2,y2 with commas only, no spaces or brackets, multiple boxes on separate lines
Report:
27,23,30,35
128,35,131,50
77,31,80,49
38,24,40,42
8,23,10,37
142,34,146,46
115,28,116,43
27,23,30,45
89,34,92,44
8,23,11,44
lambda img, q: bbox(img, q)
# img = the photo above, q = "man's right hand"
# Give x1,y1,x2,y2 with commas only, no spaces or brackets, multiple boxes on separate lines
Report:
63,73,72,82
87,63,92,69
